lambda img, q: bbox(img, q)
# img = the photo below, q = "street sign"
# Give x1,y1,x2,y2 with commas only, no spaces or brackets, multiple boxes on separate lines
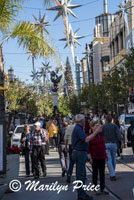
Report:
81,102,87,106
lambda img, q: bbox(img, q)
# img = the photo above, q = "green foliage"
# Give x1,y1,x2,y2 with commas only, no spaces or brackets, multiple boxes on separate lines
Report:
68,94,81,115
65,57,75,97
5,77,53,116
58,95,71,116
0,0,24,33
69,48,134,114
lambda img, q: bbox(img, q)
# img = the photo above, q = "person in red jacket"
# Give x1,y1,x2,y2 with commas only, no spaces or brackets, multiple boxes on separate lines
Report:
87,120,108,195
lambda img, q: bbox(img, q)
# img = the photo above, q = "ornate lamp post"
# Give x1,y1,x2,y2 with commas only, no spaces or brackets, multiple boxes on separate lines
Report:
8,67,14,83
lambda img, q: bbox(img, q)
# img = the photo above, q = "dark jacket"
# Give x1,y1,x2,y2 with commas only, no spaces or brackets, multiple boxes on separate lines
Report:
102,123,122,144
127,126,134,142
57,127,66,146
20,132,30,153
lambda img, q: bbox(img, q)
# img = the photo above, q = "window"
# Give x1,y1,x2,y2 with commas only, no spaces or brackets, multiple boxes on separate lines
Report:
120,31,124,50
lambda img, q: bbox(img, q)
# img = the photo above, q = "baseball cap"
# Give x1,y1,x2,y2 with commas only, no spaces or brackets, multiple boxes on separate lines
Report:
34,122,41,126
75,114,85,122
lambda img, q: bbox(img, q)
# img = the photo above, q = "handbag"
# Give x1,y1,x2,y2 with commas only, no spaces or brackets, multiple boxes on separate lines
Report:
20,143,26,155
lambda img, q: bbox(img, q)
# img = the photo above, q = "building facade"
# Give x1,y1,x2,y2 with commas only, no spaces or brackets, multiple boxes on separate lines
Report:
109,0,134,69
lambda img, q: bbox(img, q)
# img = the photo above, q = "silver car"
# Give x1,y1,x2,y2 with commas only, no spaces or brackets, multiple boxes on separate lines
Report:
11,124,34,147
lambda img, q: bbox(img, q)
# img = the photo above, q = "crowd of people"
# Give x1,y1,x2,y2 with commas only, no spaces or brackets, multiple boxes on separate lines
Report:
18,113,134,200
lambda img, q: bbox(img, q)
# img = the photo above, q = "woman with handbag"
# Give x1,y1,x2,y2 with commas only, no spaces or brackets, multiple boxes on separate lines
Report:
20,124,31,177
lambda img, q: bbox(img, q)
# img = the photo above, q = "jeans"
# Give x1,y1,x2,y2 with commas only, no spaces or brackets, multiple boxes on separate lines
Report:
67,145,75,176
72,151,88,198
92,159,105,191
24,150,30,175
105,143,117,177
58,144,69,172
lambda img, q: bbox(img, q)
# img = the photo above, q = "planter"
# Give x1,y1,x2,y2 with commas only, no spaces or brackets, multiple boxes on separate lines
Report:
0,184,8,200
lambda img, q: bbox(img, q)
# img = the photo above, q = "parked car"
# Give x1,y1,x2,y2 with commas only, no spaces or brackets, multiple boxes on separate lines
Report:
11,124,34,147
119,114,134,147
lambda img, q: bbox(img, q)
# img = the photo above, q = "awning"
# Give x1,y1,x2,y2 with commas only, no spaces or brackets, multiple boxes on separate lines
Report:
101,56,110,62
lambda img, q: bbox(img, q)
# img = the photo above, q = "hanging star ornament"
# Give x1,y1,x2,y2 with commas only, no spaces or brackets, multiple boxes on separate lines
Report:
47,0,82,21
115,0,134,34
33,11,51,35
59,24,85,63
30,71,40,81
47,0,81,44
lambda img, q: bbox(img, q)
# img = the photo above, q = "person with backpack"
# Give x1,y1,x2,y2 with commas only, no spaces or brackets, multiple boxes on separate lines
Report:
127,120,134,154
30,122,48,179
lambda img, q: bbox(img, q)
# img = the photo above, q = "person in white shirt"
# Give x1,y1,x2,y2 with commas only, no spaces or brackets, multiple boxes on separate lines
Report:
64,120,75,183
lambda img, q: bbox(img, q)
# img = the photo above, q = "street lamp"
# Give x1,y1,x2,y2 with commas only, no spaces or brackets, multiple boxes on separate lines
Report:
8,67,14,83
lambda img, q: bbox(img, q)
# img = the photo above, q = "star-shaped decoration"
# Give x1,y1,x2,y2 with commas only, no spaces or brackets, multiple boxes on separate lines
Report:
115,0,134,34
30,71,40,81
59,24,85,63
47,0,81,21
33,11,51,35
60,24,84,47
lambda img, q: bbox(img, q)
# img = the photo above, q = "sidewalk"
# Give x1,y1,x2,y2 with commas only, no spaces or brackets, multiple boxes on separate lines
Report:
1,148,134,200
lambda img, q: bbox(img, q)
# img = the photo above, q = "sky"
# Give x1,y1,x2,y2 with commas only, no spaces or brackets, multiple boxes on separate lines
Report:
3,0,121,83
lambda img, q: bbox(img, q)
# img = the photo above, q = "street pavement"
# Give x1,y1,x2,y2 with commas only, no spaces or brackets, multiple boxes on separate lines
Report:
2,148,134,200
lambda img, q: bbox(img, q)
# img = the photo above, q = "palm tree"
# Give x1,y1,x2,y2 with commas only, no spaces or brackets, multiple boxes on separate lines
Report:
0,0,54,120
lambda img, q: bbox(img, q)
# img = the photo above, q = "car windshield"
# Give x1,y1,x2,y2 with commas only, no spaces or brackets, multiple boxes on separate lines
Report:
125,117,134,125
15,125,34,134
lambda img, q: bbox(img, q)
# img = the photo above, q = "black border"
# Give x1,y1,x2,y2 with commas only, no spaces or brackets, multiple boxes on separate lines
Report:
0,121,6,174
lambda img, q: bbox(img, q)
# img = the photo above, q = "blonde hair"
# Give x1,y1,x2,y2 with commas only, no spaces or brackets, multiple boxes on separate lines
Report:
90,120,98,128
24,124,30,131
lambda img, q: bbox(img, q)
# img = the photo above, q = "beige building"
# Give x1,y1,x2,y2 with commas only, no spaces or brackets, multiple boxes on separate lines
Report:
93,13,114,83
109,0,134,69
81,57,88,86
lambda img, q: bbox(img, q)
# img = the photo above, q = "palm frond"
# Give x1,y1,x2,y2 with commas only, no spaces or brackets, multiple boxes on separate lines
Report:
0,0,24,33
43,0,53,7
2,21,55,58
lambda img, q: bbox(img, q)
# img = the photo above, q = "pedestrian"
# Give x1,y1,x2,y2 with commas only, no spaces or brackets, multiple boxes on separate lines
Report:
72,114,101,200
47,119,58,148
20,124,31,177
102,115,123,181
57,121,69,177
113,119,124,159
64,120,75,183
87,121,108,195
51,121,58,149
127,120,134,154
30,122,48,179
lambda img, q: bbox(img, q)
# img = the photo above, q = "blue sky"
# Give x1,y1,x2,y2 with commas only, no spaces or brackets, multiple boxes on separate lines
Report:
3,0,121,82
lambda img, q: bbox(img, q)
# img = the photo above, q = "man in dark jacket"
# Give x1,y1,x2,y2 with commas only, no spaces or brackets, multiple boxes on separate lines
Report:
127,120,134,154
